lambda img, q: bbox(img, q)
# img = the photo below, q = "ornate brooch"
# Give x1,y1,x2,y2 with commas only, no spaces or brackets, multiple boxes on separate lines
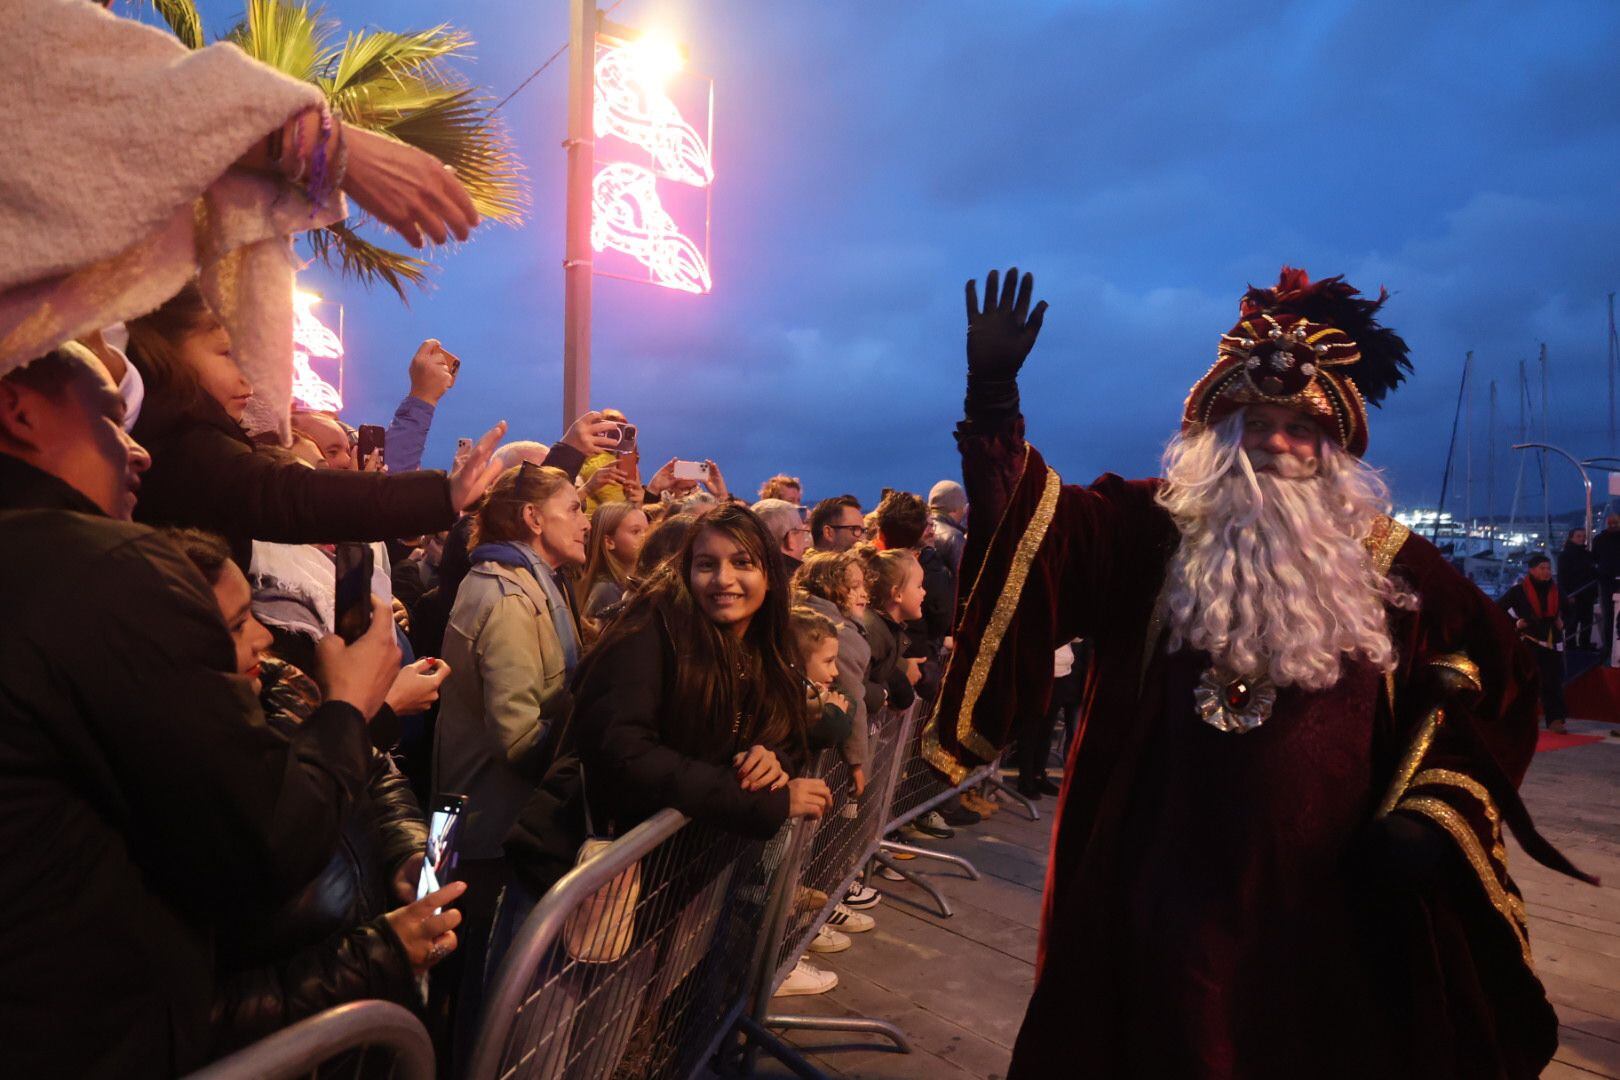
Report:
1193,668,1277,733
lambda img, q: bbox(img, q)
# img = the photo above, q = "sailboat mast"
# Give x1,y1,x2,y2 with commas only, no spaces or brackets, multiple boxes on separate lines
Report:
1509,359,1528,540
1434,351,1472,542
1609,291,1618,456
1487,378,1498,543
1540,343,1552,553
1465,358,1474,529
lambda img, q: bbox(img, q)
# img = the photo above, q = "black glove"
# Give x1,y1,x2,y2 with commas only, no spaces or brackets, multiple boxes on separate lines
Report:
1351,810,1460,898
964,267,1048,421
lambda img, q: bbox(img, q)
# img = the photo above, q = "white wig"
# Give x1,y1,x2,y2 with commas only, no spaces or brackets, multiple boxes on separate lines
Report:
1155,410,1416,691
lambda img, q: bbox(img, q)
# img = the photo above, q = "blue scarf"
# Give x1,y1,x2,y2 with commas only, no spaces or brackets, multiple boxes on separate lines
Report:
469,541,581,673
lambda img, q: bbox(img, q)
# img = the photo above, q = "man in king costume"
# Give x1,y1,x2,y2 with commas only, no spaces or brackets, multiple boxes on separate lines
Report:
926,267,1596,1078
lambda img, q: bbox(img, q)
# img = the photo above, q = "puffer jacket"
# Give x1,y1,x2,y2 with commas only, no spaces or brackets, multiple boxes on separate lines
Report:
863,610,915,711
800,593,871,769
209,659,427,1054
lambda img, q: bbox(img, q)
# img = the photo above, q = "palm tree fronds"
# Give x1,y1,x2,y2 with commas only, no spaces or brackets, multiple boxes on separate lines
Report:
151,0,205,50
381,89,527,224
228,0,340,84
328,25,472,96
303,222,431,301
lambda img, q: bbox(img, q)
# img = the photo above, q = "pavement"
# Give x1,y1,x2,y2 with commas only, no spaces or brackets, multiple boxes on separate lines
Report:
744,724,1620,1079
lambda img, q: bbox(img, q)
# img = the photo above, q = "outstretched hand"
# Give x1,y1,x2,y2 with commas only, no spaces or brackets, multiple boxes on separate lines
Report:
965,267,1048,382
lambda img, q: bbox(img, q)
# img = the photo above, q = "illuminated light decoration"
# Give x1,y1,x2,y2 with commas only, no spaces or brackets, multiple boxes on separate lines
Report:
591,34,713,293
593,41,713,187
591,162,711,294
291,289,344,413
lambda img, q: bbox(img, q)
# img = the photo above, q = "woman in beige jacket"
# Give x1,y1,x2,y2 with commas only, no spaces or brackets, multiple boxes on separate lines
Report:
431,462,587,1048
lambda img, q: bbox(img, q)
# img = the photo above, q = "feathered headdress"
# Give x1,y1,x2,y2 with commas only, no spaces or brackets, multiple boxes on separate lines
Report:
1182,267,1411,456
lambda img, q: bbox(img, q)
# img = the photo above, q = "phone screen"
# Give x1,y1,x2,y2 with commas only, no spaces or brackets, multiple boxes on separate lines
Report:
333,542,374,644
416,793,467,902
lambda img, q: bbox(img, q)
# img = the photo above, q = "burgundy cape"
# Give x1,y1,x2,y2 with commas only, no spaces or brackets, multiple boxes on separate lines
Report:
925,413,1561,1079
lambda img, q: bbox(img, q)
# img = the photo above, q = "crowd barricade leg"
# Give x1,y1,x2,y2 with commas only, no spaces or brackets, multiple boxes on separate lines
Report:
181,1001,434,1080
736,706,920,1070
983,750,1041,822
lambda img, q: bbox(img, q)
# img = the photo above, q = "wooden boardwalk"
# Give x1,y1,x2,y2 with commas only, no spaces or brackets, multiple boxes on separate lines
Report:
752,723,1620,1079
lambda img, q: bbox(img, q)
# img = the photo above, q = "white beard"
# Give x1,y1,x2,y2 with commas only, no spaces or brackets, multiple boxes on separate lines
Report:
1156,413,1416,692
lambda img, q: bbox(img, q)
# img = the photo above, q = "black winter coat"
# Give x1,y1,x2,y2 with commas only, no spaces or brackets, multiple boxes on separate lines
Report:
130,372,458,568
1557,540,1598,602
1593,527,1620,581
863,610,916,711
505,617,793,897
209,660,428,1054
0,456,372,1078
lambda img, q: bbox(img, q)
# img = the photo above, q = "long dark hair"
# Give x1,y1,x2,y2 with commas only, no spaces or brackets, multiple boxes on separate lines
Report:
125,282,215,417
578,504,805,760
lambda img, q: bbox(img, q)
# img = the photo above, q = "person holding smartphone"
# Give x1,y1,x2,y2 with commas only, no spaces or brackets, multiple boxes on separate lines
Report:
160,528,467,1054
0,344,431,1076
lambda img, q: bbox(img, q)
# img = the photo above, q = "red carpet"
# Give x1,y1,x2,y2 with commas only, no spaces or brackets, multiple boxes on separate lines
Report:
1536,730,1605,752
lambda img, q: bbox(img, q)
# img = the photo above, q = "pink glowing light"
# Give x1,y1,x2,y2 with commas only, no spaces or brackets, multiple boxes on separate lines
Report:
594,41,713,188
591,36,713,294
292,289,344,413
591,162,711,294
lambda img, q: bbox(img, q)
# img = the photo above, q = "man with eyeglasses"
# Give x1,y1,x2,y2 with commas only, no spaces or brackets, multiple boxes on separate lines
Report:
810,494,865,553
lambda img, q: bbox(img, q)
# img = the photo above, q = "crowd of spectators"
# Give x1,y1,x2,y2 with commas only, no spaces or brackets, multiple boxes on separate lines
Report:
0,4,1091,1073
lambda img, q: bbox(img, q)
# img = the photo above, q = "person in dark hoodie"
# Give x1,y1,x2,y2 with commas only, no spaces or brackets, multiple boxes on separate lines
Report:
1500,554,1569,733
0,344,399,1077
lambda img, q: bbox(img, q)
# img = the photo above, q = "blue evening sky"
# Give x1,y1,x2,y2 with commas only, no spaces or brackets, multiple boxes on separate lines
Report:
160,0,1620,515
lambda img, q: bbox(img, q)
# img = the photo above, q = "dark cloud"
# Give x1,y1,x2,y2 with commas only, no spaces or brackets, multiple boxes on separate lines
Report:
293,0,1619,514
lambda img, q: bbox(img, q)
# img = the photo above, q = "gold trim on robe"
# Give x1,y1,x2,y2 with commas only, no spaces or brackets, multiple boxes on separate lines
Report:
1400,794,1533,965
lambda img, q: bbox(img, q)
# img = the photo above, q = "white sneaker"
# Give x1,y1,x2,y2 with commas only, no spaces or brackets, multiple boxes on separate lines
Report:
878,865,906,882
809,926,851,954
825,902,874,933
843,883,881,910
775,958,839,996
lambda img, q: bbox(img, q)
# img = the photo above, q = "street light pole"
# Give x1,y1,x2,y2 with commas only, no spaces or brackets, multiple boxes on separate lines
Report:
562,0,596,431
1513,441,1591,552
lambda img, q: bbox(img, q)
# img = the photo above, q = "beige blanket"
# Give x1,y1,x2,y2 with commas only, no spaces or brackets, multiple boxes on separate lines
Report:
0,0,345,439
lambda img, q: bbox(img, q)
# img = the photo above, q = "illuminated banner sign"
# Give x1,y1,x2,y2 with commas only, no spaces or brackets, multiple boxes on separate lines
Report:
292,289,345,413
591,33,713,294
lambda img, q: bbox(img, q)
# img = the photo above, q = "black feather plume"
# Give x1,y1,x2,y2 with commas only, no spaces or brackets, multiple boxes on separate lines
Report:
1240,267,1412,406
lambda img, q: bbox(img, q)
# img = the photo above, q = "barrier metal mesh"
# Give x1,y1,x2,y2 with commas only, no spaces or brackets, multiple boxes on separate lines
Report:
470,813,789,1080
765,705,917,987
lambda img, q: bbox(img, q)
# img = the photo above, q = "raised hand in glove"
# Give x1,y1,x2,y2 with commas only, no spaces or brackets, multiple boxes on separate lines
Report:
965,267,1048,420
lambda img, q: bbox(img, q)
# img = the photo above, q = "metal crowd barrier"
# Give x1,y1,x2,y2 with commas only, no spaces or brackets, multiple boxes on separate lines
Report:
467,808,782,1080
183,1001,434,1080
871,709,1037,917
464,702,1028,1078
739,705,919,1066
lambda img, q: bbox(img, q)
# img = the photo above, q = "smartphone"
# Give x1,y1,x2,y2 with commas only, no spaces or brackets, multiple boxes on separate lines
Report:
357,424,386,464
611,422,638,457
456,437,473,455
333,542,374,643
673,459,706,481
416,793,468,902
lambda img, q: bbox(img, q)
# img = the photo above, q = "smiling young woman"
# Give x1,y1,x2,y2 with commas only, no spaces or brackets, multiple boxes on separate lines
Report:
506,505,836,902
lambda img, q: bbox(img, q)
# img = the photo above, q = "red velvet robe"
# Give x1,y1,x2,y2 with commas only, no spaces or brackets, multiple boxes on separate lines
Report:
925,415,1560,1079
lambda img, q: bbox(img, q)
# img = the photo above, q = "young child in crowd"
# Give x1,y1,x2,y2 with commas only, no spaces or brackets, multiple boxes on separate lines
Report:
789,605,854,751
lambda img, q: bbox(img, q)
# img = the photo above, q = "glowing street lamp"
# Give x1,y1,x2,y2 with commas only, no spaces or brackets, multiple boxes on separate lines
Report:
291,288,344,414
562,4,713,428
